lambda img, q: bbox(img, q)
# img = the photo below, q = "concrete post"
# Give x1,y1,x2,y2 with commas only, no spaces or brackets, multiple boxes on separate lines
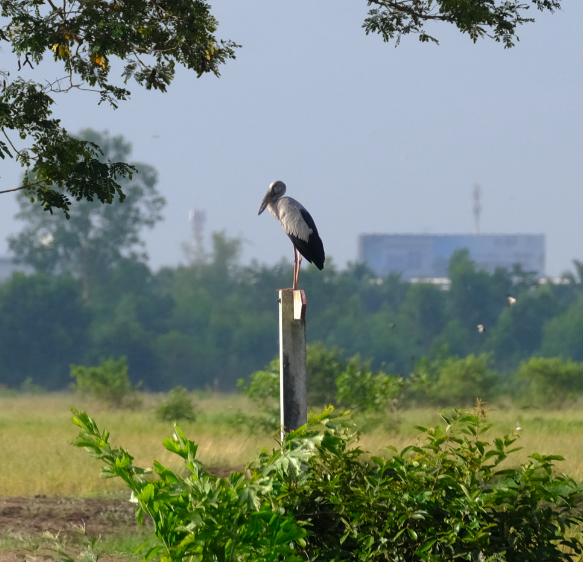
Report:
278,289,307,437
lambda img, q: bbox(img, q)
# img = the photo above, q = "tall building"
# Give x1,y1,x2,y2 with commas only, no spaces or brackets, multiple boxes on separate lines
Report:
358,234,545,279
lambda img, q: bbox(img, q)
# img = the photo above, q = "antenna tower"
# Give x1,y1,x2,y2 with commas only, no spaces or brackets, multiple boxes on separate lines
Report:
473,184,482,234
188,208,207,262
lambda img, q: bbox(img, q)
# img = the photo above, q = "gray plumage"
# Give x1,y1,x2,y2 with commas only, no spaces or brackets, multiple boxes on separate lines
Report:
266,197,313,243
258,180,325,289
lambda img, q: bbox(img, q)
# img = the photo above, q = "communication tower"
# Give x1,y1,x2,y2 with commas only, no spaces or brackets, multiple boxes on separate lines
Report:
473,184,482,234
188,208,207,262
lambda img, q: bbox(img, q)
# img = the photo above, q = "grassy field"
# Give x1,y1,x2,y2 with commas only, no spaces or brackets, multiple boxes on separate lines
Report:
2,392,583,497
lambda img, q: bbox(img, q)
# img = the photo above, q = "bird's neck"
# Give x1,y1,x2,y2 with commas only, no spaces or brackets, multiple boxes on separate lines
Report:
267,199,281,220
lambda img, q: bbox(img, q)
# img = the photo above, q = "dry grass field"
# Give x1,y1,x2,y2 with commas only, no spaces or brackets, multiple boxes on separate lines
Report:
2,392,583,497
0,392,272,497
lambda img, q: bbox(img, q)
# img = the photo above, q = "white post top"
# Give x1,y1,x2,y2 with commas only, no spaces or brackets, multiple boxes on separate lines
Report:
294,290,307,320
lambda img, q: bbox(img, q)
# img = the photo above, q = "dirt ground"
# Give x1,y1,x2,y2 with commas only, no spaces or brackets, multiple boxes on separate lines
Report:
0,467,240,561
0,494,151,562
0,495,147,538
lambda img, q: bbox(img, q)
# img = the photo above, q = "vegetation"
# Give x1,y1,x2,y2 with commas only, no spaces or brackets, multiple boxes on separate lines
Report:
0,0,562,214
6,392,583,498
8,130,165,299
5,212,583,393
155,386,197,422
516,357,583,407
0,0,237,213
73,404,583,561
71,356,142,409
363,0,562,48
0,521,154,562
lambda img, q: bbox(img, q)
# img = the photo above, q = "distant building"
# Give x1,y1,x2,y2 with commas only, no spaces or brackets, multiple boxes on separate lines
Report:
0,256,33,281
358,234,545,279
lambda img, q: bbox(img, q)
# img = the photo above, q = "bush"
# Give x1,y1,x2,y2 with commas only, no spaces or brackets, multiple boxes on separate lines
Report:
306,342,346,405
70,357,141,409
19,377,46,394
238,358,279,406
240,342,347,408
155,386,196,422
72,404,583,561
336,354,405,412
417,353,500,406
236,358,280,433
516,356,583,407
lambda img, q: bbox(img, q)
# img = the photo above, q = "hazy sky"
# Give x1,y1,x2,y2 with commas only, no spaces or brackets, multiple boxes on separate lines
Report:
1,0,582,276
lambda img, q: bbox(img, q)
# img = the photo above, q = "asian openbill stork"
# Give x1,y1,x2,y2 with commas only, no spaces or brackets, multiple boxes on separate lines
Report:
258,180,325,290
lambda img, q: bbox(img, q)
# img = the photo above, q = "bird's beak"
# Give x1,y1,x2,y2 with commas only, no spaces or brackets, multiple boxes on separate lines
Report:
258,190,272,215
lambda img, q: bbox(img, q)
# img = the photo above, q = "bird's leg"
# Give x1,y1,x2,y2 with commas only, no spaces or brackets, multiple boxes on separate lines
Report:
295,253,302,289
292,247,298,290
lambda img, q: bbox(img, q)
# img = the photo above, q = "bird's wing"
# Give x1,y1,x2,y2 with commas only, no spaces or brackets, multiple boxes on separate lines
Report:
278,198,313,242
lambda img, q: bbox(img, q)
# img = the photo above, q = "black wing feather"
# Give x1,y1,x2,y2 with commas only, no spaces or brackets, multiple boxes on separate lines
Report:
286,209,325,270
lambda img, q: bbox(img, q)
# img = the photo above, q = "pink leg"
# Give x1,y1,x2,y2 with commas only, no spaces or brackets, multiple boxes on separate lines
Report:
292,246,298,290
295,252,302,289
292,246,298,291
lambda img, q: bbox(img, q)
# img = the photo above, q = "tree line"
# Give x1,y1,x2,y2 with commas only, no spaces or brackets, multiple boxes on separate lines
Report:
3,130,583,393
2,229,583,392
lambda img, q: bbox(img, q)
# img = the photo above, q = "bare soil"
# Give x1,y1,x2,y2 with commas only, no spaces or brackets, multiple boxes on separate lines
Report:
0,495,148,538
0,467,241,561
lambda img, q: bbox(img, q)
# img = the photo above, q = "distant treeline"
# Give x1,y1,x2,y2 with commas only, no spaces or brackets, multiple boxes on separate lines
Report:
1,230,583,391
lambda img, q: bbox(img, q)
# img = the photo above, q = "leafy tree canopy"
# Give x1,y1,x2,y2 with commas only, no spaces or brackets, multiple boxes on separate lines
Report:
8,129,165,297
364,0,562,47
0,0,565,216
0,0,238,214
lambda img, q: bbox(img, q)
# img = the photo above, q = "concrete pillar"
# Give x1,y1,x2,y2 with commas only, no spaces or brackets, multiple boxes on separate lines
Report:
278,289,307,437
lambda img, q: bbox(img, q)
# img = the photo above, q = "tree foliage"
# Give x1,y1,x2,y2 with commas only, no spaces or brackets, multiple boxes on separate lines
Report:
0,0,566,214
363,0,562,47
5,229,583,394
0,0,238,213
8,129,165,297
516,356,583,407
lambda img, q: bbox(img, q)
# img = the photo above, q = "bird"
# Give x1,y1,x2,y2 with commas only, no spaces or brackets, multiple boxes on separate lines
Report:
477,324,486,333
508,294,517,306
258,180,325,290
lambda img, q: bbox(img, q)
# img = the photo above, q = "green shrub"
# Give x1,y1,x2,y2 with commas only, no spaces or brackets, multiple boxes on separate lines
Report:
336,354,405,412
72,404,583,561
239,342,347,407
306,342,346,405
516,356,583,407
155,386,196,422
417,353,500,406
238,358,279,406
70,357,141,409
19,377,46,394
236,358,280,433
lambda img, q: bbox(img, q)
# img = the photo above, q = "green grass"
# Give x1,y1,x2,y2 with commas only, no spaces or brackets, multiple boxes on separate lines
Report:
0,525,156,561
3,393,583,496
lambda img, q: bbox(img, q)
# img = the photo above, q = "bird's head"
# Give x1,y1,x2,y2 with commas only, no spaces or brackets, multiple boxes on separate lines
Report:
258,180,286,215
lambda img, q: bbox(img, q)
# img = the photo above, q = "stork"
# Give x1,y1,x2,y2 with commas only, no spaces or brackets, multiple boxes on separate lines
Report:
258,180,325,290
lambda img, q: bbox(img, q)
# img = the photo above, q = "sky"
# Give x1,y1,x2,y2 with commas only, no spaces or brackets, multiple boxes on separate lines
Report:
1,0,582,276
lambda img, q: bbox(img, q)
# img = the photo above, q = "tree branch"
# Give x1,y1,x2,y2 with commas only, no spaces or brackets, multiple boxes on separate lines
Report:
2,128,22,158
0,185,27,194
0,179,49,195
367,0,446,22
